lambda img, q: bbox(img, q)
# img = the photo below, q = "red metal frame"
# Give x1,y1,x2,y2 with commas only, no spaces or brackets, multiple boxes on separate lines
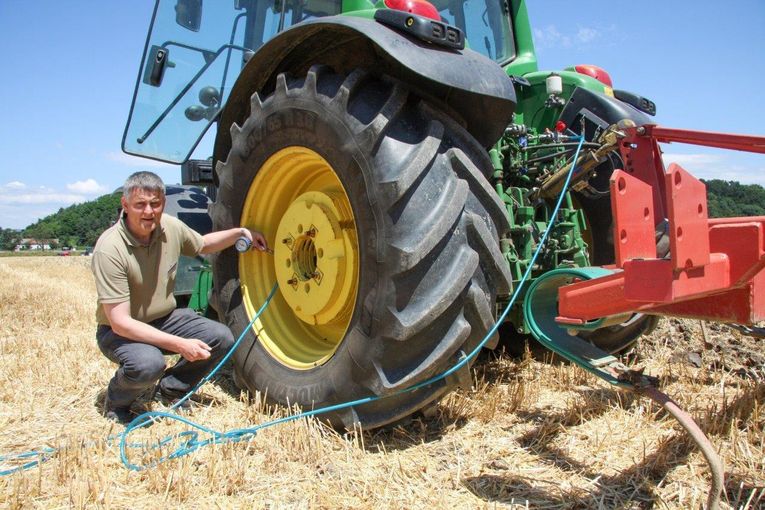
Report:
557,125,765,325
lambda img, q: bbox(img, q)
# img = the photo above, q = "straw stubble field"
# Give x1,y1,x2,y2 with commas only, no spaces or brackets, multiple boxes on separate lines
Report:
0,256,763,509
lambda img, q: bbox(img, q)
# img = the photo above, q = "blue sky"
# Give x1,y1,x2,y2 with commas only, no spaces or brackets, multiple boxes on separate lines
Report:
0,0,763,229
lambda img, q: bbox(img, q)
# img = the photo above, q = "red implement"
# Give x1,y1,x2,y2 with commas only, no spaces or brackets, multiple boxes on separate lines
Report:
557,125,765,325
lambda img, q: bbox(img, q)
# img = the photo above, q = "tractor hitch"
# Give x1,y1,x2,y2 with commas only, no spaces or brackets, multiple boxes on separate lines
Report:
556,125,765,326
524,125,765,510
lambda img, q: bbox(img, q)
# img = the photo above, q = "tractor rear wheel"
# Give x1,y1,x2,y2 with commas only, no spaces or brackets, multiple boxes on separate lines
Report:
211,66,512,429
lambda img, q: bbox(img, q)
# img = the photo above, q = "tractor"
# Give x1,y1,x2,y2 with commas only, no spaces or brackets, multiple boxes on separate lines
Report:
123,0,765,436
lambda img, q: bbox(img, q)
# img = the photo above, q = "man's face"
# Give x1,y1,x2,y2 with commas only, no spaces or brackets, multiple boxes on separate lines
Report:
121,188,165,242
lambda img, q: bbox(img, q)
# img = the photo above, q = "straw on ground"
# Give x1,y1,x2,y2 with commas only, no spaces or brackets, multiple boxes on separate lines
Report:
0,257,762,509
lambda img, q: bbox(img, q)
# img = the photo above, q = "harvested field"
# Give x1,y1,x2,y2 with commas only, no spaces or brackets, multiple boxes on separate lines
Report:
0,256,763,509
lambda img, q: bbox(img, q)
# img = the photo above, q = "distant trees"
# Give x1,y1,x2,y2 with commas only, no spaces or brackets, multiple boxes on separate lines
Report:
0,228,20,251
22,192,121,248
703,179,765,218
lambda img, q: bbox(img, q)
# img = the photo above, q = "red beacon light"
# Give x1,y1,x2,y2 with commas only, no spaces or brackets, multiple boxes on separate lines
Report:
384,0,441,21
573,64,613,88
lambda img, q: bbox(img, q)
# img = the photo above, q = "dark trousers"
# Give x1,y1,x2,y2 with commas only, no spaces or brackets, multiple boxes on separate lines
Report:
97,308,235,408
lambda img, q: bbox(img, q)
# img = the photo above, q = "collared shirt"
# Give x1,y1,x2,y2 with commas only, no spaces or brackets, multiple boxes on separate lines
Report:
91,213,204,325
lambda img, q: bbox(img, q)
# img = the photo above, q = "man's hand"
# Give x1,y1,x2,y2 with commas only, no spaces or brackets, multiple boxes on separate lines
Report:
201,227,270,254
103,302,214,358
176,338,212,362
244,228,269,252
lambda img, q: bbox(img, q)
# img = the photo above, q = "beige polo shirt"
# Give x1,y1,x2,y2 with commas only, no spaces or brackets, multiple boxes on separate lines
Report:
91,213,204,325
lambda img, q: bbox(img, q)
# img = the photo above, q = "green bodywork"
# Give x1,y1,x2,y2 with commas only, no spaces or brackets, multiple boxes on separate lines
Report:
187,262,212,314
128,0,614,329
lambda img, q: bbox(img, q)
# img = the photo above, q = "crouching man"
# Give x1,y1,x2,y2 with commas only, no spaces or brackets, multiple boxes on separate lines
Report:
91,171,268,423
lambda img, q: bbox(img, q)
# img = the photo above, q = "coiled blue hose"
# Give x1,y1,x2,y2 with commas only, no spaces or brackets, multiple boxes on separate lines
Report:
0,136,585,475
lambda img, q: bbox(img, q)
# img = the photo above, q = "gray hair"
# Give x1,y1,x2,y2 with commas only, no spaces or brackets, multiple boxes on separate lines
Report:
123,171,165,199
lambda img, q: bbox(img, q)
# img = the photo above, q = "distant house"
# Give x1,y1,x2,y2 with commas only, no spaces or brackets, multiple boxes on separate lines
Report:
17,238,59,251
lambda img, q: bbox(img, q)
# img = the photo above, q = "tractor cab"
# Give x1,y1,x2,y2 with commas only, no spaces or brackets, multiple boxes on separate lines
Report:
123,0,520,165
123,0,343,164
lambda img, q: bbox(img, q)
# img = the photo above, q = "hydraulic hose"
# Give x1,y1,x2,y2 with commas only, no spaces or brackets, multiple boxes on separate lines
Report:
638,387,723,510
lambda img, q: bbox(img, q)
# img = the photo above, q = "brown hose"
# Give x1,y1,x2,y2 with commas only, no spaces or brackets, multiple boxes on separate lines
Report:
637,386,724,510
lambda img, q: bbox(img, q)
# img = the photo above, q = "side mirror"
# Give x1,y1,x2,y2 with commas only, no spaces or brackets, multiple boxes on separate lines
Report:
175,0,203,32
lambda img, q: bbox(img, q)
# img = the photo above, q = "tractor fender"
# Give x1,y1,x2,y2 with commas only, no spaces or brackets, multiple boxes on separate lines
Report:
559,86,652,137
214,15,516,163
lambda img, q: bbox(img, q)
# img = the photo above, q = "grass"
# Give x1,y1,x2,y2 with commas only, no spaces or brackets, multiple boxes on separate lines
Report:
0,256,762,509
0,251,66,258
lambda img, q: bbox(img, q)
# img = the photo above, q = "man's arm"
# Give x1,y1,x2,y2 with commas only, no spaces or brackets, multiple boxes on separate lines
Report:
199,227,268,255
102,301,211,361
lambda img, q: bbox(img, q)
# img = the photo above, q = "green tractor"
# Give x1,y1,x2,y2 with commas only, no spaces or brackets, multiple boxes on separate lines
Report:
124,0,661,428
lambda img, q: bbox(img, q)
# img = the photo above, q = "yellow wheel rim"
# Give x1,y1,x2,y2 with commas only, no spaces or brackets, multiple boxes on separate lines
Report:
239,147,359,369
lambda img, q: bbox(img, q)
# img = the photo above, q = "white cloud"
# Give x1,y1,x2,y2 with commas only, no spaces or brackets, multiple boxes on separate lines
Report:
576,27,599,43
662,153,724,169
0,204,59,230
106,151,176,169
663,152,765,186
0,191,86,205
533,25,572,49
0,183,88,227
67,178,108,195
533,24,618,52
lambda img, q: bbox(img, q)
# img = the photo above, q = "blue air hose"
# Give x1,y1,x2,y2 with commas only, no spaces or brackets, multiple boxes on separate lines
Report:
0,136,586,475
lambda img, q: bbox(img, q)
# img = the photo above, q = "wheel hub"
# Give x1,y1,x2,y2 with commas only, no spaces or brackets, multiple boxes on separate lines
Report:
238,146,359,369
274,191,355,325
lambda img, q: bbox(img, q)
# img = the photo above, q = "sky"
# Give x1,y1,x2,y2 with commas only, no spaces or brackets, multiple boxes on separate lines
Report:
0,1,763,229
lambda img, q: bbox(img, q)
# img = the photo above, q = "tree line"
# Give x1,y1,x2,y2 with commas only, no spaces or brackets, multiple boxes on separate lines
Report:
704,179,765,218
1,179,764,251
1,192,121,250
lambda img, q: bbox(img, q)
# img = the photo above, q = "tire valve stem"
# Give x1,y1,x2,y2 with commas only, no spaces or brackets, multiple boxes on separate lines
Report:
307,228,317,238
282,237,292,245
287,278,297,286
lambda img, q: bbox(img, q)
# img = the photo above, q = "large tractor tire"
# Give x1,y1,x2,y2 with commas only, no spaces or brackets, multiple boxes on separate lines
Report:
210,65,513,429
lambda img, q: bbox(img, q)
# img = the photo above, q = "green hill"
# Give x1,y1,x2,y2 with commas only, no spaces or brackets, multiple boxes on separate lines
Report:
21,192,121,248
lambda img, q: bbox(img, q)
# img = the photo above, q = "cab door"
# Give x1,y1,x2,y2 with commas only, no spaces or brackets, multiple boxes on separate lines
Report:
122,0,283,163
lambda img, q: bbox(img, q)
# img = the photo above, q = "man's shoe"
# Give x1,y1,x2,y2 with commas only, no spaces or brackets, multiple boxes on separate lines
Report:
155,389,196,414
104,397,150,424
104,406,134,424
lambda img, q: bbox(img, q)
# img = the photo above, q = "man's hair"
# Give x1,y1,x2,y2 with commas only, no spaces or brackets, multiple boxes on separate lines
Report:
123,171,165,199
